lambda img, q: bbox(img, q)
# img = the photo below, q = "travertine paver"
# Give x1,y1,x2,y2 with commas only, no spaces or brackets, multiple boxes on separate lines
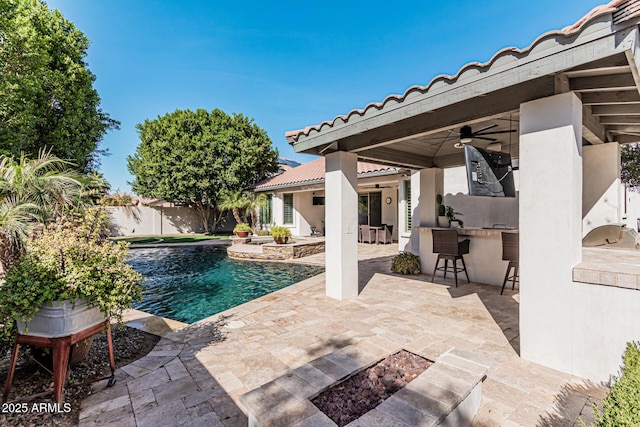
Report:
79,243,607,427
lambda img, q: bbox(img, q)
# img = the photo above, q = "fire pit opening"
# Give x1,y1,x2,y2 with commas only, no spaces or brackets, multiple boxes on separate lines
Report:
311,349,433,426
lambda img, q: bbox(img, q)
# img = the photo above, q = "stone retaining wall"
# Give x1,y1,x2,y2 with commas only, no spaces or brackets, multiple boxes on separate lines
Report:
227,240,325,261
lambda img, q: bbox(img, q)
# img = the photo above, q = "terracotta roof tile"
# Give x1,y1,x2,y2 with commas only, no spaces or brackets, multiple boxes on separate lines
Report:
254,157,395,190
286,1,633,144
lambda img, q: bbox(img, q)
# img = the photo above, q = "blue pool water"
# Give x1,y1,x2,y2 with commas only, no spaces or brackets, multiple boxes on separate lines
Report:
128,245,324,324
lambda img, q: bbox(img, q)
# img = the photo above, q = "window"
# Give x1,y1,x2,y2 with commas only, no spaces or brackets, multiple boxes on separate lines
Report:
283,193,294,225
260,194,272,225
405,181,412,232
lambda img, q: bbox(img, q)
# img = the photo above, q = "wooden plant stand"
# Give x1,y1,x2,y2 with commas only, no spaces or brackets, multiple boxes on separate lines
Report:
2,321,116,403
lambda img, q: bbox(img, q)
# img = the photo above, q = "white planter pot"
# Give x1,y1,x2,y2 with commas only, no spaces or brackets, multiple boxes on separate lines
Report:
17,299,105,338
450,220,460,228
438,216,450,227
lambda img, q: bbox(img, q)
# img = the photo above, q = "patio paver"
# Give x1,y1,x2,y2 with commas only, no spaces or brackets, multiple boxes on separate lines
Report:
79,243,606,426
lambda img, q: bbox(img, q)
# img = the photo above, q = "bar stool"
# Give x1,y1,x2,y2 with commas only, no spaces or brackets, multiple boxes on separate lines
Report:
500,232,519,295
431,229,470,287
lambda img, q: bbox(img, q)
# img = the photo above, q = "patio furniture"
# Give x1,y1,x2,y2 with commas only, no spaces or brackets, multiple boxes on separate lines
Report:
360,225,376,244
431,229,470,287
377,224,393,244
500,232,519,295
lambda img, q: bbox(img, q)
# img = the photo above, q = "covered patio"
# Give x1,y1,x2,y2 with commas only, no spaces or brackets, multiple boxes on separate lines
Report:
79,244,605,426
286,0,640,382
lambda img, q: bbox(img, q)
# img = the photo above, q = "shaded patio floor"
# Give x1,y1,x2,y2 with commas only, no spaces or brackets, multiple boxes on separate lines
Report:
79,244,607,426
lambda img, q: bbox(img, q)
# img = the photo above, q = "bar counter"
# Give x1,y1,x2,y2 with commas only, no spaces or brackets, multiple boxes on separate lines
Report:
417,226,518,287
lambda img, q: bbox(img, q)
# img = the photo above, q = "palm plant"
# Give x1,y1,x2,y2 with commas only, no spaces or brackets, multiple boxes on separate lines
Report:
218,190,268,233
246,193,268,233
217,189,250,224
0,150,89,272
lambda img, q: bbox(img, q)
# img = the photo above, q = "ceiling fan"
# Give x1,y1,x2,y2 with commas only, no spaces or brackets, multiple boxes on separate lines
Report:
453,124,517,149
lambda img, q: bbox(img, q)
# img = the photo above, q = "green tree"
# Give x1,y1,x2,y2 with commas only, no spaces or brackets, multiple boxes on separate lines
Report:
0,0,118,172
127,109,279,233
621,143,640,189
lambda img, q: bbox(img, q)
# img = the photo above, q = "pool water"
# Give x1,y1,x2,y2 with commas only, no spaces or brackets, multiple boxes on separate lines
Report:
128,246,324,323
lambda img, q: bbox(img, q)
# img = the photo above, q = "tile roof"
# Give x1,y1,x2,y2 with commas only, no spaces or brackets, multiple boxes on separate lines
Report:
254,157,397,190
285,0,639,144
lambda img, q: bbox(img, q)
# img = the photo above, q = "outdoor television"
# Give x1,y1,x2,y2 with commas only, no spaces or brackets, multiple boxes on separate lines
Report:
464,145,516,197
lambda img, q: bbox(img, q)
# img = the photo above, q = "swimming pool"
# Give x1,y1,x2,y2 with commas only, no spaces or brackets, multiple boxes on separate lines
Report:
128,245,324,323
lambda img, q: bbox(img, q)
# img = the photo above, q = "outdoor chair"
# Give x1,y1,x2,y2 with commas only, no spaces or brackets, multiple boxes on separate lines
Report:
500,232,519,295
360,225,376,244
431,229,470,287
377,224,393,244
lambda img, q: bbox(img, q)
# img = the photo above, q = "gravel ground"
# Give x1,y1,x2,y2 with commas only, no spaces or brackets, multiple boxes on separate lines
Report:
0,326,160,426
312,350,433,426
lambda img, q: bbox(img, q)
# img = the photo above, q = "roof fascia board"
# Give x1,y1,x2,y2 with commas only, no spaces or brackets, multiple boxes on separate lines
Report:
293,17,629,154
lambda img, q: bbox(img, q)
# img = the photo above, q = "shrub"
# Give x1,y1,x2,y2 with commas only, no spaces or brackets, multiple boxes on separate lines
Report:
591,341,640,426
0,208,144,344
233,223,252,233
391,252,421,275
257,230,270,236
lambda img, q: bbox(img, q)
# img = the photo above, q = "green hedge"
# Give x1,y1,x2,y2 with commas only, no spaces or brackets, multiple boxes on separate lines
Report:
592,341,640,426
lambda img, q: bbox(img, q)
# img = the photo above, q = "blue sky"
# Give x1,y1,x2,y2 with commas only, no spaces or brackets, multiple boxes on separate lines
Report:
45,0,605,192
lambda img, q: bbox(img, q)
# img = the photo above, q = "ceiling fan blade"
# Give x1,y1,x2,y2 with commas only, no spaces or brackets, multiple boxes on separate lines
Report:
610,130,640,136
472,136,497,142
473,124,498,134
475,129,517,136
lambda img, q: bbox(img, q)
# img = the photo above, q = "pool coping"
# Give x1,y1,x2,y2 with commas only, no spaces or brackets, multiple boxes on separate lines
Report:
128,239,231,249
121,309,189,336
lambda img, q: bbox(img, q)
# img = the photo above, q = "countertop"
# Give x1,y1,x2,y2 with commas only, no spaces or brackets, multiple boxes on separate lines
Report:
416,226,518,237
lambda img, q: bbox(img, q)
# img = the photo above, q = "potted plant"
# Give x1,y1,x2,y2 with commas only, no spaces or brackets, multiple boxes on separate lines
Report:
233,223,252,238
446,206,464,228
436,195,448,227
0,208,144,342
270,226,291,244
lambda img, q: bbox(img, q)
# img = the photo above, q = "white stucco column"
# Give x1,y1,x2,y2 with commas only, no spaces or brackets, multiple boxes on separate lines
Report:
519,92,582,373
325,151,358,300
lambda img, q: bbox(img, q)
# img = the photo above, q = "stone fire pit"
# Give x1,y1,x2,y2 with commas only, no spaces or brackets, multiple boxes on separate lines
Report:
240,346,490,427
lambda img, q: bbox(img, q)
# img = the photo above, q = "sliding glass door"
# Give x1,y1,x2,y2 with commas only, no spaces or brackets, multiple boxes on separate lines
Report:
358,192,382,226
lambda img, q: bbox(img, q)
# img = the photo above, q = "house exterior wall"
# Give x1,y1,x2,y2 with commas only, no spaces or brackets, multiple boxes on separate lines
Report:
443,166,519,228
293,191,323,236
272,192,284,229
380,187,398,239
258,178,401,238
